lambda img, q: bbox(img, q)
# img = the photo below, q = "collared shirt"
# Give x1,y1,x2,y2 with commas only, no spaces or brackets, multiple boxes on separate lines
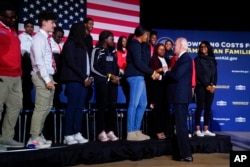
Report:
178,51,186,59
30,29,55,84
158,56,168,68
18,32,33,55
49,36,63,54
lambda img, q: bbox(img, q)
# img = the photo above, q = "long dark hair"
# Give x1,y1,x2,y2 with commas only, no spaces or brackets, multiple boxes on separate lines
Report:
198,40,215,57
67,23,87,49
150,43,165,70
117,35,127,52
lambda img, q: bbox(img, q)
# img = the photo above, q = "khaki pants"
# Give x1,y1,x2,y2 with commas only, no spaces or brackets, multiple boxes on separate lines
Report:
0,76,22,141
30,73,54,138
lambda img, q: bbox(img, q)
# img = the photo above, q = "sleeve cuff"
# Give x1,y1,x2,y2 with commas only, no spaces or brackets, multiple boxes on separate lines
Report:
44,77,51,84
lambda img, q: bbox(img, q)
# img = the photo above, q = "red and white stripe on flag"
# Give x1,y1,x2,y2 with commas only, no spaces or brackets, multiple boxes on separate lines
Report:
87,0,140,46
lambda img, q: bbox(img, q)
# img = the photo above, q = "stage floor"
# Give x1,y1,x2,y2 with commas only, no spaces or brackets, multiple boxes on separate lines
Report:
0,134,232,167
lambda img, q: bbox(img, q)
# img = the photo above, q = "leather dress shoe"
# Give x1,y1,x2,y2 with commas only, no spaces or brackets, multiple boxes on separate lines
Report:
180,156,193,162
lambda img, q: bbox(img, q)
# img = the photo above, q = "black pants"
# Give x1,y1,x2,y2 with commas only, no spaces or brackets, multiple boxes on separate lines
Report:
173,103,192,158
53,53,63,108
151,81,169,134
22,53,33,109
195,85,214,127
94,80,118,135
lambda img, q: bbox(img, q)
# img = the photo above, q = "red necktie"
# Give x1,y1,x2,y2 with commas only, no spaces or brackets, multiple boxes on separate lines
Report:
48,37,57,72
58,44,62,53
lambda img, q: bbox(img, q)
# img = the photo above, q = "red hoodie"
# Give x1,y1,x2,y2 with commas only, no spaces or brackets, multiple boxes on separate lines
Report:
116,48,128,71
0,22,22,77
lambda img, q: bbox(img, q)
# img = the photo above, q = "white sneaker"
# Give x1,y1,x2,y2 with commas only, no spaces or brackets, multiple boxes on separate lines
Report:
40,134,52,144
74,132,89,144
194,130,204,137
0,139,24,148
107,131,119,141
26,137,51,149
203,130,216,136
64,135,78,145
98,131,109,142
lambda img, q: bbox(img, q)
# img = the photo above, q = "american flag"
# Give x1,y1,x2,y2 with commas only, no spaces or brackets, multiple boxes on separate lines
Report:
18,0,86,37
87,0,140,45
18,0,140,44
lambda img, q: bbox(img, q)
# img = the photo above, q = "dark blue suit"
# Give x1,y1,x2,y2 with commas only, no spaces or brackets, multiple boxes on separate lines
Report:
165,52,193,159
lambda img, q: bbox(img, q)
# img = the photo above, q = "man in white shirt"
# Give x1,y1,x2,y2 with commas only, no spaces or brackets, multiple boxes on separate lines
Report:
49,26,64,109
18,19,34,110
49,26,64,54
26,11,57,149
19,19,34,55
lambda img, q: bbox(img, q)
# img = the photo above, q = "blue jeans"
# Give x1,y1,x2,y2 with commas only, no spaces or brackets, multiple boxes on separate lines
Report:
64,82,88,136
126,76,147,132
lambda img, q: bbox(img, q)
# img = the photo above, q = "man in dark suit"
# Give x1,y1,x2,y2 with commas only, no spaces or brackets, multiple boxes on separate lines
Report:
164,37,193,162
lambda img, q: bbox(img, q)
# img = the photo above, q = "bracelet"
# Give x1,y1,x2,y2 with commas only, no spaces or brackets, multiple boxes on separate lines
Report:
107,73,111,82
107,73,111,78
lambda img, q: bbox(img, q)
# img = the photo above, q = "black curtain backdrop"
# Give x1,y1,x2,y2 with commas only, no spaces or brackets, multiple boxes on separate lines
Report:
140,1,250,32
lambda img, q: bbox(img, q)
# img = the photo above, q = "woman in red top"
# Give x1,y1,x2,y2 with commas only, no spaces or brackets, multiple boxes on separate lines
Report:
116,35,129,106
116,36,128,75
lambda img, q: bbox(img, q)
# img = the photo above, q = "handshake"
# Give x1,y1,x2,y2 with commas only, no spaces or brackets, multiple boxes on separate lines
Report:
151,66,168,80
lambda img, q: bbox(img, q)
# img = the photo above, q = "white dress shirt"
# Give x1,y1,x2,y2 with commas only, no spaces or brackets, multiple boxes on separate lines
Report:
158,56,168,80
178,51,186,59
30,29,55,84
18,32,33,55
49,36,63,54
158,56,168,72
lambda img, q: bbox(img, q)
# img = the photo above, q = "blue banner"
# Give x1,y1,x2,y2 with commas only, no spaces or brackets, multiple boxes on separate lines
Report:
155,29,250,131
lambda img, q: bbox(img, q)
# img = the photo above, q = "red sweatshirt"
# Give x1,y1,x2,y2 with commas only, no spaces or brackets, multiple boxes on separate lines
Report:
116,48,128,71
0,22,22,77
